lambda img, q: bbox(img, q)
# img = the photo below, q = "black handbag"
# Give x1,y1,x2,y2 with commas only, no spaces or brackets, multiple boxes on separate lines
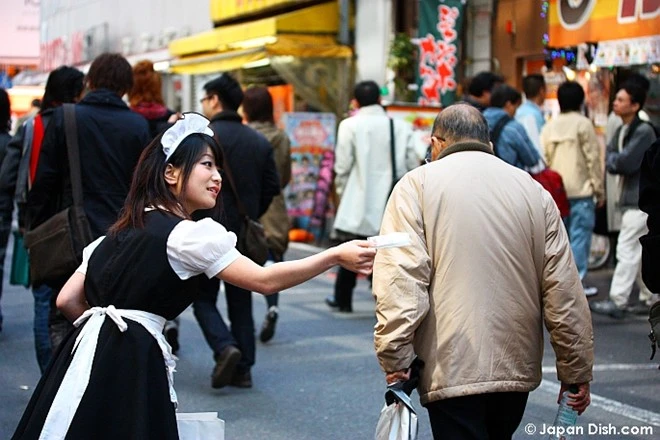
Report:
24,104,93,286
214,135,269,265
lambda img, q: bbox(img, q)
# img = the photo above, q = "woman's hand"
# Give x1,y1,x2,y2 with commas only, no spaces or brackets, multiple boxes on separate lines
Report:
335,240,376,275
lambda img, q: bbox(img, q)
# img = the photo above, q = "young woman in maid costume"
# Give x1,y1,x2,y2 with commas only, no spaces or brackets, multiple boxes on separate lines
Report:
12,113,376,439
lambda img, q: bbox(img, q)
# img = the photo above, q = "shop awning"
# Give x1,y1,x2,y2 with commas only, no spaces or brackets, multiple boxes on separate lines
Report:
168,2,351,75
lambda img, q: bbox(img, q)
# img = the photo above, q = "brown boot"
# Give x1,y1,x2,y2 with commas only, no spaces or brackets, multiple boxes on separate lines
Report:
211,345,241,389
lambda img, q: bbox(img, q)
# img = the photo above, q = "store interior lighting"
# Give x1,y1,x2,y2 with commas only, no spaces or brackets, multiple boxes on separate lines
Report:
153,61,170,72
562,66,576,80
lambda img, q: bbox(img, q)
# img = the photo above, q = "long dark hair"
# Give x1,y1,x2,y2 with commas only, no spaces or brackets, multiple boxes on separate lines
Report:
109,130,224,234
41,66,85,111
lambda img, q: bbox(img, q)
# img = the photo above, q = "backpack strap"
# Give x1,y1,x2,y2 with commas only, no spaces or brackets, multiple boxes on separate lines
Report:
490,115,512,157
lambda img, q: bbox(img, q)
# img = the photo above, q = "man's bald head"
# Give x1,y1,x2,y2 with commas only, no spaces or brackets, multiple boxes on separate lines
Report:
431,104,490,145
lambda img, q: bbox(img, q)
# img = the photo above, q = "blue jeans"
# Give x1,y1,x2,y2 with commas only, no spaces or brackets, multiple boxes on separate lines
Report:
193,277,255,374
566,197,596,280
32,284,53,373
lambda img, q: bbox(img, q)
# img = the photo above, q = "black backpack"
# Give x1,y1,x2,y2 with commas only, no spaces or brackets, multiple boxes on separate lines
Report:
489,115,512,157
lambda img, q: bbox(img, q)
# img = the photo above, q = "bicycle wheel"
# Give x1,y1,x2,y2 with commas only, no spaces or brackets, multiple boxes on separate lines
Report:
589,233,611,270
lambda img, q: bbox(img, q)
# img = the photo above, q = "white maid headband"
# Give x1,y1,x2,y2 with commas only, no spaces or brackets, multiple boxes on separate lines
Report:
161,112,215,161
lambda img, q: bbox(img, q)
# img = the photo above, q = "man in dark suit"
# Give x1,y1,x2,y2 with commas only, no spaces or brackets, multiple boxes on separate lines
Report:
27,53,151,350
196,73,280,389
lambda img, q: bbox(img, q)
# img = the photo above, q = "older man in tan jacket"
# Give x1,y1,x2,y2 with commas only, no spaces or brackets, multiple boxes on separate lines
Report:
373,104,593,439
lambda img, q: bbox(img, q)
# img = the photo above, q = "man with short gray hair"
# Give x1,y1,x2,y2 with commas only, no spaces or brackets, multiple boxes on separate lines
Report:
373,104,594,439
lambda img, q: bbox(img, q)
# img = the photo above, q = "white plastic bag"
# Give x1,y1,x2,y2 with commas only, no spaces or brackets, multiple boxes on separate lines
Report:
374,401,418,440
176,412,225,440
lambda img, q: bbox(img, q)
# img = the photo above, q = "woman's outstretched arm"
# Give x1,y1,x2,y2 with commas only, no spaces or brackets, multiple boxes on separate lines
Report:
217,240,375,294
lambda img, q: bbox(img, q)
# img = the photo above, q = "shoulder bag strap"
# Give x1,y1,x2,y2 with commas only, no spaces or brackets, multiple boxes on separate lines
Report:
490,115,512,157
212,134,249,218
62,104,84,208
390,118,397,192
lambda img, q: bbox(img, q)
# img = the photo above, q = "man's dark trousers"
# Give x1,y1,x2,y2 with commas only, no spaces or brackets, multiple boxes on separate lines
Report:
425,391,529,439
193,276,255,374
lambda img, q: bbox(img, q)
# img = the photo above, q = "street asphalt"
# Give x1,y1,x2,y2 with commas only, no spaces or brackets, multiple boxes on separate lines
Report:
0,240,658,439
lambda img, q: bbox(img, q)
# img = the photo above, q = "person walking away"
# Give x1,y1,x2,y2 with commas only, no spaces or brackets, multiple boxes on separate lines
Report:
243,86,292,343
326,80,418,313
590,82,658,319
373,104,593,439
461,71,504,113
540,81,604,297
515,73,546,156
484,84,544,173
196,73,280,388
128,60,175,139
26,53,151,351
12,114,375,439
0,88,11,332
0,66,84,371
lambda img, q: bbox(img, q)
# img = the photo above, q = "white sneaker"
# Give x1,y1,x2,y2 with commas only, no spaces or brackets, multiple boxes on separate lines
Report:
583,286,598,297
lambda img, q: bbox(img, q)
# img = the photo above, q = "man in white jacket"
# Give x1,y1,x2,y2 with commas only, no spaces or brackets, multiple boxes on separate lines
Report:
326,81,418,312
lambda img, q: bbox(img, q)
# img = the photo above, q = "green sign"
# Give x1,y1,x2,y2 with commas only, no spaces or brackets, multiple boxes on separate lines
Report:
415,0,465,107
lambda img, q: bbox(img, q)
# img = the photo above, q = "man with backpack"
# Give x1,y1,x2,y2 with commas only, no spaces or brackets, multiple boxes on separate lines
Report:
591,82,659,319
483,84,544,172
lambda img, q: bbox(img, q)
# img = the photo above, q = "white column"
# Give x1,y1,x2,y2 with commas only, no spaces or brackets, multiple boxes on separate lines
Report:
355,0,392,84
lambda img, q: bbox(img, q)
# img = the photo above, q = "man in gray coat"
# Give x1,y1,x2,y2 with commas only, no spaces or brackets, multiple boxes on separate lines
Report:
591,82,659,318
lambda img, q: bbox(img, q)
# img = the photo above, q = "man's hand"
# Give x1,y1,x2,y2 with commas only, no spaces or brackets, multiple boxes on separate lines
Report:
386,369,410,385
559,382,591,415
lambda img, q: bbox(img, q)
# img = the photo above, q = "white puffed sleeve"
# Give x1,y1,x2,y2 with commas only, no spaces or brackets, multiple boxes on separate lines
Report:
75,236,106,275
167,218,241,279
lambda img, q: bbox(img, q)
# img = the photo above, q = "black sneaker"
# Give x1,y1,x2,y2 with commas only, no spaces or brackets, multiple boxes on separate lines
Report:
211,345,242,389
259,307,278,343
590,300,625,319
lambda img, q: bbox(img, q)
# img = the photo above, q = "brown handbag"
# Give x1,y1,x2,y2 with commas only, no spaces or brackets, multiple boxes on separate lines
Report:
213,135,269,265
24,104,93,286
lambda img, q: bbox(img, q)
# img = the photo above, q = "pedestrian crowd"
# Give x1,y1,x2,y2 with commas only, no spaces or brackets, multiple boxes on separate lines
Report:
0,54,657,439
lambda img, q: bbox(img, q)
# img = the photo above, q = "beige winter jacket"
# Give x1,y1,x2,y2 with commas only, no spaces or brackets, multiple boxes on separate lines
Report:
373,142,594,405
540,112,604,201
251,121,292,259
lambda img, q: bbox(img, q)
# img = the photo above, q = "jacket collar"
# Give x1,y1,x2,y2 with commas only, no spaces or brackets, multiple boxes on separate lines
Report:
79,89,129,109
437,141,493,161
357,104,387,116
209,110,243,123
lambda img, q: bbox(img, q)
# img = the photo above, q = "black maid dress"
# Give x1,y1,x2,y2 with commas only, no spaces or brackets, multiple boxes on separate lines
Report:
13,210,239,439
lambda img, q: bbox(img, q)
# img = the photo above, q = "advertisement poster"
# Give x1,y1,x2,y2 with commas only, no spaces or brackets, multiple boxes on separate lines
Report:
386,105,441,162
414,0,466,107
283,112,337,237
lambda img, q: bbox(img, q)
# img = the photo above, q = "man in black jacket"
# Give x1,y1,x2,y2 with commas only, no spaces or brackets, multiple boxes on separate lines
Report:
196,73,280,389
27,53,150,350
639,137,660,294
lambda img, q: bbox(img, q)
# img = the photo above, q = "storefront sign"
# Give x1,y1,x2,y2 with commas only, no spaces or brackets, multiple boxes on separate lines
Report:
0,0,39,63
414,0,465,107
594,35,660,67
283,112,336,234
549,0,659,47
41,24,109,71
210,0,318,24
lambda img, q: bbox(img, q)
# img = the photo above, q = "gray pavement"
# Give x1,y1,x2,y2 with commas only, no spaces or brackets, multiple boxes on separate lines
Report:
0,240,658,439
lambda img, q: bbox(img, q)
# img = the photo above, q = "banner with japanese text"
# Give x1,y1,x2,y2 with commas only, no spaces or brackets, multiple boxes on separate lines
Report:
415,0,465,107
